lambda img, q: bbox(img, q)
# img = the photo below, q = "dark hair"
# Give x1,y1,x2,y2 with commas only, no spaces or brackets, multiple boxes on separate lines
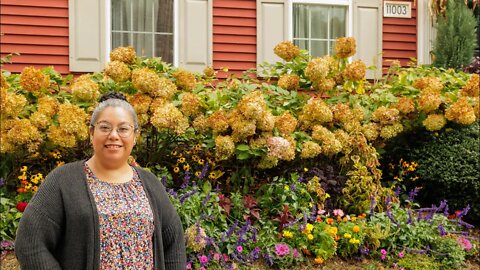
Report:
99,91,128,103
90,91,139,129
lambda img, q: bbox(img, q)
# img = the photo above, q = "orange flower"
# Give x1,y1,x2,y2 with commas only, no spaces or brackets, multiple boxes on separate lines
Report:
327,218,334,225
353,226,360,233
316,216,323,223
335,235,341,241
314,257,324,265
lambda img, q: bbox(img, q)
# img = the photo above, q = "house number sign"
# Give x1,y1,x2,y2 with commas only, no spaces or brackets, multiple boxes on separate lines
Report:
384,1,412,18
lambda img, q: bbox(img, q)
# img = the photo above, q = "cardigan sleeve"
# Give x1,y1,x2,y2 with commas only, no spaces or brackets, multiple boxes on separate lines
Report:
15,169,65,270
162,212,187,270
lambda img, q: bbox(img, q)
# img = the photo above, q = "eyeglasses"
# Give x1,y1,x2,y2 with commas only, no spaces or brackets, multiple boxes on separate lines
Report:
93,122,135,138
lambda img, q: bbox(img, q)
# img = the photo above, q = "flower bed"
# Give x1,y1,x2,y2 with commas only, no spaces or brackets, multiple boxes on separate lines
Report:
1,39,479,269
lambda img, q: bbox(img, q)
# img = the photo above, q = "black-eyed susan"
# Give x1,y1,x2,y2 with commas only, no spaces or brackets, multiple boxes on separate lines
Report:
183,164,190,171
195,171,201,177
194,144,201,151
197,159,205,165
208,172,216,180
178,157,186,163
173,167,180,173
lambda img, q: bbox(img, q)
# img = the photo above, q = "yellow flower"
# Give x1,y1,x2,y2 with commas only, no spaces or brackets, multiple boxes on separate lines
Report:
284,185,290,191
325,193,331,199
307,234,314,240
344,233,352,239
282,230,293,238
352,226,360,233
56,161,65,167
351,216,357,222
349,238,360,244
304,167,309,172
208,172,216,180
178,157,186,163
195,171,201,177
20,166,28,173
173,167,180,173
183,164,190,171
329,226,337,235
305,223,314,232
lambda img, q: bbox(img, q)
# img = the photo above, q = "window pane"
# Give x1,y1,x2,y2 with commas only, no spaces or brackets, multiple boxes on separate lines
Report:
132,33,153,57
330,6,346,38
293,4,309,39
293,39,308,51
311,40,328,57
310,5,328,39
155,34,173,63
111,0,174,61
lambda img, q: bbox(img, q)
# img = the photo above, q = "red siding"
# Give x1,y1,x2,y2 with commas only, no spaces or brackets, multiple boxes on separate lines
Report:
382,0,417,70
0,0,69,74
212,0,256,79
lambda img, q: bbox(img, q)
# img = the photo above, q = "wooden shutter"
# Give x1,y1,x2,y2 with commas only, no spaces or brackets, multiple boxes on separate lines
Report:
178,0,212,72
257,0,289,66
69,0,106,72
353,0,382,79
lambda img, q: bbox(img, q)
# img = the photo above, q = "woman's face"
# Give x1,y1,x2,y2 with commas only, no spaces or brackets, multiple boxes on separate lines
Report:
90,106,136,166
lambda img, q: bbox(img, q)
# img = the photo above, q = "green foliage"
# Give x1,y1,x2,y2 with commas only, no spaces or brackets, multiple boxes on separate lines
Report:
433,0,477,68
397,253,441,270
407,121,480,222
432,237,466,269
0,194,22,241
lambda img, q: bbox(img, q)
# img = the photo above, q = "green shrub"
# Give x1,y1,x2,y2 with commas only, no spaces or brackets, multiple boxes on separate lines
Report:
433,0,477,69
407,121,480,223
397,253,441,270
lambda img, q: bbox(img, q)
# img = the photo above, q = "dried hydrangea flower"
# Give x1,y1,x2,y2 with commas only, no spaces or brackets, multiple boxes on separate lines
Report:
380,123,404,140
104,60,131,82
394,97,416,114
362,122,380,141
257,111,276,131
71,75,100,102
57,103,89,140
371,106,400,125
203,66,216,77
29,111,51,130
278,74,300,91
423,114,447,131
0,73,8,89
301,141,322,159
20,66,50,96
445,97,476,125
192,114,209,132
299,99,333,129
275,111,298,136
47,125,76,148
316,78,336,92
459,74,479,97
6,118,42,147
417,89,442,113
274,41,300,61
180,92,201,117
173,70,197,91
110,46,136,64
207,110,229,133
343,60,366,81
257,155,278,169
128,93,152,114
412,77,443,92
335,37,356,58
267,136,292,160
1,89,27,118
151,103,189,134
305,58,329,82
237,91,267,120
215,135,235,161
37,96,59,117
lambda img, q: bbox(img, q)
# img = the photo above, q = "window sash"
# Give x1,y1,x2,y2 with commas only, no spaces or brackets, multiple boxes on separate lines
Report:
110,0,174,62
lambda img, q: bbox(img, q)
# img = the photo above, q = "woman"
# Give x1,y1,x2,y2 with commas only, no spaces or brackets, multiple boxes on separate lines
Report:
15,92,186,269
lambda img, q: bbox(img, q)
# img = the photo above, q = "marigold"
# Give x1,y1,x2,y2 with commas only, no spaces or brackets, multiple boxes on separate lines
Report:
283,230,293,238
352,225,360,233
274,41,300,61
110,46,136,64
314,257,324,265
335,37,356,58
20,66,50,96
104,60,131,82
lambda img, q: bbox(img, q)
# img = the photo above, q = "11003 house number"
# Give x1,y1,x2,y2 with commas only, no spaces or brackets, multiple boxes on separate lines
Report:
384,1,412,18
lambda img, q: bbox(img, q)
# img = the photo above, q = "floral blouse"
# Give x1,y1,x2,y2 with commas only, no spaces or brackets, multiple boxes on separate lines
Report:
85,162,154,269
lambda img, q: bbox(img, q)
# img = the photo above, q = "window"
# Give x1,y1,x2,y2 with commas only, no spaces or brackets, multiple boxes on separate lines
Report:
292,0,350,57
111,0,174,62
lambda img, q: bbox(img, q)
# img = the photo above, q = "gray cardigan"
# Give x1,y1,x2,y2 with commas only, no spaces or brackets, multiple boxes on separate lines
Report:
15,161,186,270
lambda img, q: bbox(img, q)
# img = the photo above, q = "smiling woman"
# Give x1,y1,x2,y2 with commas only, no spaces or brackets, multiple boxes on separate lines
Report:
14,92,186,270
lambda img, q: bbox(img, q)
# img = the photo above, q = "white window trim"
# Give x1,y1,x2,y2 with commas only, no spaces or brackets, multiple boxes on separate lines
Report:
104,0,180,66
287,0,353,41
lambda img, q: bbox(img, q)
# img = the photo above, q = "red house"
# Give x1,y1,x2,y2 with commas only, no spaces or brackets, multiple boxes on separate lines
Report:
1,0,439,79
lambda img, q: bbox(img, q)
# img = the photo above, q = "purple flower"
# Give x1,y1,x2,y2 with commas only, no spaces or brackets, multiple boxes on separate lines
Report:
408,187,418,202
236,245,243,253
438,224,447,236
293,248,299,258
457,204,471,219
394,186,402,197
274,243,290,257
290,184,297,192
199,162,209,179
360,246,369,256
0,177,4,188
406,209,413,224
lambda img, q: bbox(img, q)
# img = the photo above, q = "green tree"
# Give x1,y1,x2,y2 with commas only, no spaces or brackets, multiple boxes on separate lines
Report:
433,0,477,68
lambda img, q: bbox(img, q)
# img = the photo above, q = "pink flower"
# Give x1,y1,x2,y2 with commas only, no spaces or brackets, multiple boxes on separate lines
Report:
274,243,290,257
333,209,344,217
457,236,473,251
213,253,220,261
381,249,387,255
223,254,229,262
381,255,386,261
186,263,191,270
293,248,299,258
199,267,206,270
199,255,208,264
236,245,243,253
398,251,405,258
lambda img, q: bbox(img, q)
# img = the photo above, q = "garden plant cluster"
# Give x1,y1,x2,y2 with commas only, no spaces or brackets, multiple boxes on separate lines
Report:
1,37,479,269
